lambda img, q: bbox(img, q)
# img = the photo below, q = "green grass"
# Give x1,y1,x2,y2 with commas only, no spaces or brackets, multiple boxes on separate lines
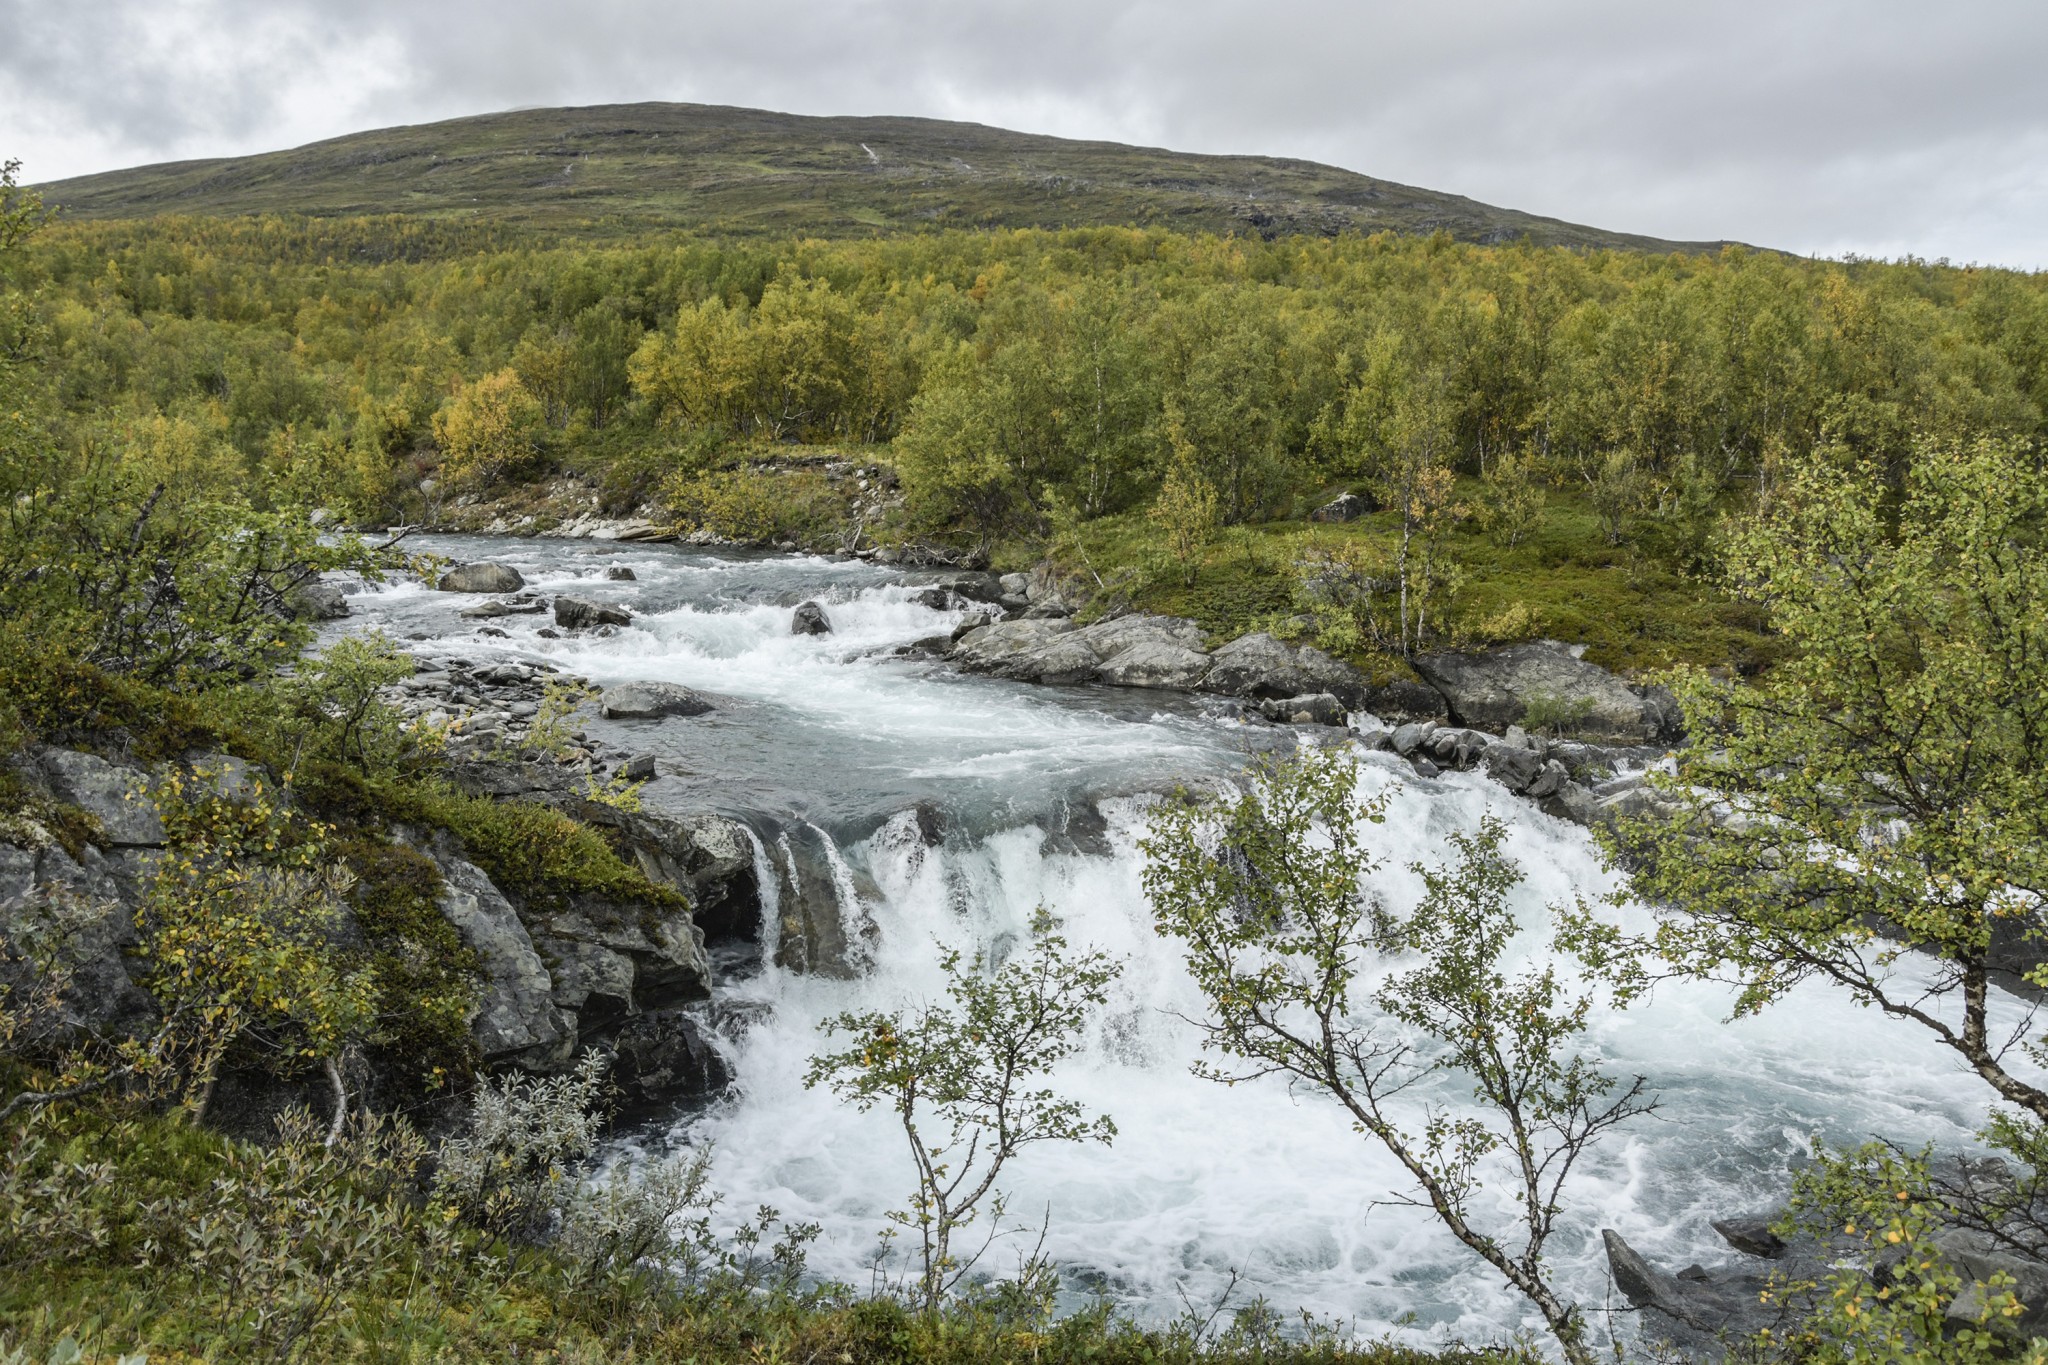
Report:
36,102,1731,251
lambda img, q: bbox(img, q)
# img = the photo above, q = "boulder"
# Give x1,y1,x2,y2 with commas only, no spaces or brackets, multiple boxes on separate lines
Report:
791,600,833,635
439,562,526,594
1308,491,1372,523
900,570,1005,604
599,682,715,720
998,572,1031,596
1096,640,1213,689
1259,693,1348,726
951,610,995,640
1712,1215,1788,1260
286,581,350,620
427,844,575,1068
554,596,632,629
606,565,637,581
768,827,880,979
37,748,163,847
1412,641,1677,744
610,1008,732,1109
1202,633,1370,708
1365,678,1449,723
1480,743,1545,793
950,618,1078,677
618,753,658,782
1390,721,1439,757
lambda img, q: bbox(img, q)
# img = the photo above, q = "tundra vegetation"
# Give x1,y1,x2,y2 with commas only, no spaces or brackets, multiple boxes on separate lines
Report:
4,146,2048,1363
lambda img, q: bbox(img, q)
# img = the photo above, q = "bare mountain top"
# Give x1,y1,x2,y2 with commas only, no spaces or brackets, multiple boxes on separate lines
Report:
37,102,1728,250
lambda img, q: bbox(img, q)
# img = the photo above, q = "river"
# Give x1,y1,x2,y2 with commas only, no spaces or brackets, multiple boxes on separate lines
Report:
337,533,2014,1348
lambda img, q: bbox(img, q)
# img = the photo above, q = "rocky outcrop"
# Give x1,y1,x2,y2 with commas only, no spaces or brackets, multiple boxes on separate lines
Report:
1412,641,1683,745
418,835,576,1069
599,681,715,720
439,562,526,594
1,738,742,1109
554,596,633,629
1201,633,1369,709
791,601,833,636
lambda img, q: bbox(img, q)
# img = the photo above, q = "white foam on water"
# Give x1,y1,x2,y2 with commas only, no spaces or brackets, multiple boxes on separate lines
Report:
670,756,2023,1347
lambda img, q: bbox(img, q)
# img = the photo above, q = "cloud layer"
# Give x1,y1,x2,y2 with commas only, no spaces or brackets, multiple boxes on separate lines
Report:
4,0,2043,265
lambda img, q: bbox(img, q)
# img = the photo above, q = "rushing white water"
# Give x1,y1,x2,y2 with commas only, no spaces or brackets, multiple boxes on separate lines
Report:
337,534,2029,1349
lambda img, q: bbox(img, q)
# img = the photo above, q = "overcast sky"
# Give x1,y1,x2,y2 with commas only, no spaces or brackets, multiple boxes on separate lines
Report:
3,0,2043,267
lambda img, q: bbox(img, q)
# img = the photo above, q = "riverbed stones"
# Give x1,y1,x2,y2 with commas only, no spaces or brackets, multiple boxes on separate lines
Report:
439,562,526,594
1259,693,1348,726
791,600,833,635
599,681,714,720
555,595,632,629
1412,641,1680,744
1480,742,1545,793
1390,720,1439,757
618,753,658,781
606,565,637,581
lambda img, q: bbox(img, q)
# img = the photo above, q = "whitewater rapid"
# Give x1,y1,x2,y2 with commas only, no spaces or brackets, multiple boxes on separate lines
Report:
337,534,2021,1349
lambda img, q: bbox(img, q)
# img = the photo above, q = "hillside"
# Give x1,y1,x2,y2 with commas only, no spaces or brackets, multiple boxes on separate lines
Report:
36,101,1727,249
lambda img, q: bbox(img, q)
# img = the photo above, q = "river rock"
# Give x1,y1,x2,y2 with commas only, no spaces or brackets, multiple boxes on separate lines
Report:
1412,641,1680,744
1390,720,1439,757
1259,693,1348,726
606,565,637,581
618,753,658,782
1365,678,1449,723
1481,743,1545,793
286,580,350,620
555,596,632,629
950,618,1077,677
1712,1214,1788,1259
1096,640,1213,689
769,827,880,979
901,569,1005,604
610,1008,732,1109
439,562,526,594
599,682,714,720
1202,633,1370,708
791,600,833,635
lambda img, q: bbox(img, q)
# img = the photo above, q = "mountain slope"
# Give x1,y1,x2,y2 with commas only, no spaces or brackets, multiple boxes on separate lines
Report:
36,102,1727,251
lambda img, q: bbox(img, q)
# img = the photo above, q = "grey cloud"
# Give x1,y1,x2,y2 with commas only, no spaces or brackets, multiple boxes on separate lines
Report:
2,0,2044,265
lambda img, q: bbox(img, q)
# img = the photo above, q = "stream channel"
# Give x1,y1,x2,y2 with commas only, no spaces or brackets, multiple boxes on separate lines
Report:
335,533,2015,1348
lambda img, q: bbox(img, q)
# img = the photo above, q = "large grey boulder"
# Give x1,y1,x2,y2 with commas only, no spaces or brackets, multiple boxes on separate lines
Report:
427,844,575,1068
611,1008,731,1108
0,839,159,1039
950,619,1077,676
1096,640,1213,689
286,580,350,620
1202,633,1370,708
1602,1229,1776,1336
439,562,526,594
791,600,833,635
1481,743,1546,793
1412,641,1679,744
1365,678,1449,723
555,596,632,629
599,682,713,720
37,748,163,847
